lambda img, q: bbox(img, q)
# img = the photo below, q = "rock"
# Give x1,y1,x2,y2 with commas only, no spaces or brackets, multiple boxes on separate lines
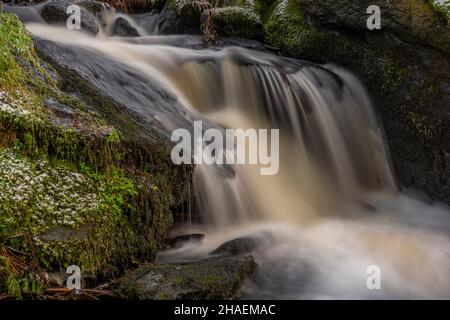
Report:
113,16,140,37
41,0,99,35
168,233,205,249
296,0,450,54
75,0,112,17
263,0,450,204
116,255,257,299
44,97,76,118
205,6,263,41
167,0,204,34
210,237,259,255
3,2,46,23
210,232,276,256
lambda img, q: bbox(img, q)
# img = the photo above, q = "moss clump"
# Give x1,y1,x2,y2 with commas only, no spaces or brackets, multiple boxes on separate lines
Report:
264,0,327,57
0,147,141,294
0,13,49,96
207,6,263,40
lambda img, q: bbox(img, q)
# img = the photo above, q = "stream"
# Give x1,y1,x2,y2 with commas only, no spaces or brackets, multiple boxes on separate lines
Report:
19,6,450,299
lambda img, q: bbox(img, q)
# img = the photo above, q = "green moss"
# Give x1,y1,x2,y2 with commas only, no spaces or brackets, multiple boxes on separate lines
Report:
262,0,445,145
264,0,327,57
0,13,51,96
428,0,450,22
209,6,263,40
0,12,191,299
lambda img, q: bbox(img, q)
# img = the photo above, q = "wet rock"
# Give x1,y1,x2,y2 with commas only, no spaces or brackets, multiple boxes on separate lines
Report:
210,237,259,256
113,16,140,37
204,6,263,41
210,232,276,256
75,0,112,18
132,6,201,35
168,233,205,249
41,0,99,34
116,255,257,299
3,2,46,23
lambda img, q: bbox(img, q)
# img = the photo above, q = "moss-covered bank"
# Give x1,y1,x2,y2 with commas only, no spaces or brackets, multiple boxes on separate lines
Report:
0,12,191,299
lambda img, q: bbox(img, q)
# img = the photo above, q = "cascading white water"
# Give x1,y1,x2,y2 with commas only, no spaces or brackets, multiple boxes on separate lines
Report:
27,19,450,299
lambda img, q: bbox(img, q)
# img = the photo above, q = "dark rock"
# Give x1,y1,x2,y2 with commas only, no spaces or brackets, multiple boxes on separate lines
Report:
41,0,99,34
210,237,259,256
204,6,263,41
75,0,112,18
113,16,140,37
116,255,257,299
131,7,201,35
210,232,276,256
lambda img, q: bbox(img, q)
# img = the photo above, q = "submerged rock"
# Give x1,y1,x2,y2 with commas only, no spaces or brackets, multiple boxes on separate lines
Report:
116,255,257,299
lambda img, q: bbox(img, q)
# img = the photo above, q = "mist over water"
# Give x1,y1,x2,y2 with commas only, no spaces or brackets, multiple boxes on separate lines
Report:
27,15,450,299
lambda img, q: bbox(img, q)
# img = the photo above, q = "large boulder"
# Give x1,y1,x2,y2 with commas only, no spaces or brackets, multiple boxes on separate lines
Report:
263,0,450,204
113,16,140,37
204,6,263,41
116,255,257,299
296,0,450,53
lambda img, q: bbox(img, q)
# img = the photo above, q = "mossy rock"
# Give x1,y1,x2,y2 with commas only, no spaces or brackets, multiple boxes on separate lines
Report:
264,0,326,57
206,6,264,41
295,0,450,54
0,12,193,298
116,255,257,300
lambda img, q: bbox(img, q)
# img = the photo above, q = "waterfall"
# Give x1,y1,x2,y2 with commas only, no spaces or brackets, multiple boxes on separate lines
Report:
26,20,450,299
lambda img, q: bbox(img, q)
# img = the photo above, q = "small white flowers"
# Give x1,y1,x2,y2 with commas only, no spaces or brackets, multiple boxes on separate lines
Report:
0,149,101,232
0,90,37,121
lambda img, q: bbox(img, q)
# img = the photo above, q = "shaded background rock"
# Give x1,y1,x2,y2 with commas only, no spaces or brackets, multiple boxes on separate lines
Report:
41,0,99,34
113,16,140,36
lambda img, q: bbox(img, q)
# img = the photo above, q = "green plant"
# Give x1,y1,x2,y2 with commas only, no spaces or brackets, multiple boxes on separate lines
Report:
0,13,46,94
